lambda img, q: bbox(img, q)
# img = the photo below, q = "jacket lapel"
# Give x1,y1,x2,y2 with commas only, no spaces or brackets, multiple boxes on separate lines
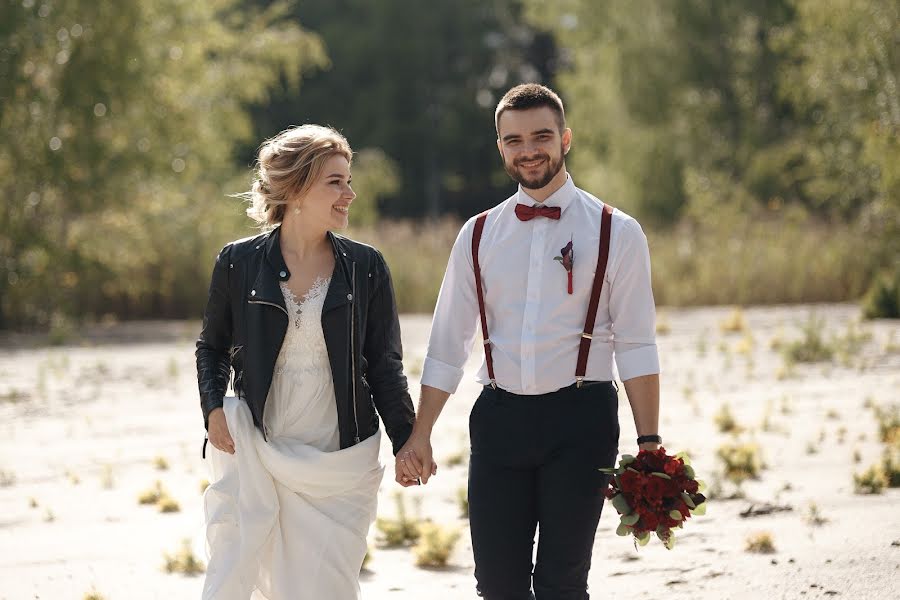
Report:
323,231,352,313
247,227,288,312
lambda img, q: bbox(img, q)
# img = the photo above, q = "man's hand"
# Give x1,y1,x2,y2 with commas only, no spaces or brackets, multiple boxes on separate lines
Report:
394,433,438,486
207,407,235,454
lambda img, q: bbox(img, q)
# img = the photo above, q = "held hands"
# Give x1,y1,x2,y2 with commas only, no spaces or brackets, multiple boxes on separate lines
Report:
394,433,438,487
207,407,235,454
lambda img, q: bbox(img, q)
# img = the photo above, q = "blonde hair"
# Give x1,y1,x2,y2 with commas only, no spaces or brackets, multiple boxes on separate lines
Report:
243,124,353,227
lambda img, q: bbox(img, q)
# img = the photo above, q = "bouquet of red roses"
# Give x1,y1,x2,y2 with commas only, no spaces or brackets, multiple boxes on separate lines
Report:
600,447,707,549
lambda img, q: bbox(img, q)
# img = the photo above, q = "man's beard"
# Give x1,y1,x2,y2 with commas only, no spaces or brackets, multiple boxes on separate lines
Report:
504,144,565,190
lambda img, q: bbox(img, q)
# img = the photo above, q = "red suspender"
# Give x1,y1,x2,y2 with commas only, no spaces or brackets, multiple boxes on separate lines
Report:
471,210,496,388
576,203,613,387
471,202,613,391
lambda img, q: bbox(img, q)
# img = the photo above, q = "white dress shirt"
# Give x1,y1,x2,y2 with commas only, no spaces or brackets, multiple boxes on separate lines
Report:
421,174,660,396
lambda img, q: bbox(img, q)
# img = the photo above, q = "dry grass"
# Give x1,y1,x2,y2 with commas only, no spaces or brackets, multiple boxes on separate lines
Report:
162,539,205,575
413,523,461,568
745,531,776,553
716,442,765,485
375,493,422,547
853,464,887,494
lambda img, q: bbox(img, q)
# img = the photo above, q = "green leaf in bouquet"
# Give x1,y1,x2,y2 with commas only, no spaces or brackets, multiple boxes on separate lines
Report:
598,466,618,475
668,510,683,521
663,532,676,550
683,464,695,479
692,501,707,516
681,492,696,509
611,493,632,515
636,532,651,546
697,479,707,492
620,454,635,466
621,513,640,526
675,452,692,465
616,523,631,537
651,471,672,480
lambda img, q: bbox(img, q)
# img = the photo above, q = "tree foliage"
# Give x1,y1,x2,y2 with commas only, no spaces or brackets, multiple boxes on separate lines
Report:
0,0,324,327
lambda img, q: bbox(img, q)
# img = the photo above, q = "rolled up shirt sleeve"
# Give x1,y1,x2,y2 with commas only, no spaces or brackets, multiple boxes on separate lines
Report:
421,219,481,394
608,218,660,381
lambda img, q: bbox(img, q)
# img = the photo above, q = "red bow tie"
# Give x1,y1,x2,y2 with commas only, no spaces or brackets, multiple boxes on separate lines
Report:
515,203,561,221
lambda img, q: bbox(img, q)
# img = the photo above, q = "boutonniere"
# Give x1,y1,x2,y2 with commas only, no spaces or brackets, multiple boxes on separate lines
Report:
554,236,574,294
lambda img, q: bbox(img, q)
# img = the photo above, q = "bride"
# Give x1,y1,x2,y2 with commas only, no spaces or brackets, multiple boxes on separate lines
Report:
195,124,418,599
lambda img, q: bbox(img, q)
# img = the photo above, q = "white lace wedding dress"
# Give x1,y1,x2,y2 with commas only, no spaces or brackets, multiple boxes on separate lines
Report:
202,276,384,600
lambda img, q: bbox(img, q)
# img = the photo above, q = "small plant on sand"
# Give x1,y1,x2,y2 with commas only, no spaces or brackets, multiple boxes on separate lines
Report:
44,508,55,522
445,451,466,468
874,404,900,444
158,494,181,513
745,531,776,553
880,446,900,488
83,590,106,600
0,470,16,487
852,448,862,463
375,493,422,547
719,307,747,334
29,497,38,508
163,539,205,575
782,313,834,364
804,502,828,526
457,486,469,518
734,333,755,356
716,442,764,486
138,481,164,505
413,523,461,568
154,456,170,471
853,464,887,494
713,404,742,435
836,426,847,444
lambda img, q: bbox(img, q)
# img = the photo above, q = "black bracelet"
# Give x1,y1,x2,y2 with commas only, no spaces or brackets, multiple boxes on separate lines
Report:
637,434,662,445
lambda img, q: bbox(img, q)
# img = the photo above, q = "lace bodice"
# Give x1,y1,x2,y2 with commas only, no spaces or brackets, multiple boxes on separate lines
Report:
274,277,332,376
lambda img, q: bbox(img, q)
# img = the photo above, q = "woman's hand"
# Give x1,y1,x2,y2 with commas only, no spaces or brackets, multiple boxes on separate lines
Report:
394,433,437,487
208,407,235,454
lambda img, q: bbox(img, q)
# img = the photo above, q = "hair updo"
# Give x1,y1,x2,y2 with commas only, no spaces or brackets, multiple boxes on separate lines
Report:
244,124,353,227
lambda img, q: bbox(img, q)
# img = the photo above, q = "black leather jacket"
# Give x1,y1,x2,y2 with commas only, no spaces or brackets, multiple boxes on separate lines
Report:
195,226,415,456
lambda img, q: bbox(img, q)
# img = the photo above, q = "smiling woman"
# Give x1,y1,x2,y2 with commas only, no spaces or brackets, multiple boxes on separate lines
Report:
197,124,415,599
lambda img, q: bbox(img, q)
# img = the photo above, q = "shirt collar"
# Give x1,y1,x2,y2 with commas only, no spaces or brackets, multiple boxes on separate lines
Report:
516,173,577,215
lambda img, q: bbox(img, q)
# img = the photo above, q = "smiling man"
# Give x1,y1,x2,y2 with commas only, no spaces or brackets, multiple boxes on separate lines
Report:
396,83,662,599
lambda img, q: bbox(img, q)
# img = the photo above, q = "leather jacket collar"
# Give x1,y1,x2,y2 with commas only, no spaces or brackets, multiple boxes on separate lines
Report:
253,226,353,314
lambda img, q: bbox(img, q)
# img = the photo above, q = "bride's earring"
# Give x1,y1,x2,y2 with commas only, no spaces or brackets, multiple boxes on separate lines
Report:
293,204,301,215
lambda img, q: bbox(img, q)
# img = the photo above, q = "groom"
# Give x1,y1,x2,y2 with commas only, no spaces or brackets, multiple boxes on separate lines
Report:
396,83,662,599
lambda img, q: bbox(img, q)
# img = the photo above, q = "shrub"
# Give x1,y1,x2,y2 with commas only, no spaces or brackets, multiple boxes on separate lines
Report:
413,523,461,568
745,531,776,553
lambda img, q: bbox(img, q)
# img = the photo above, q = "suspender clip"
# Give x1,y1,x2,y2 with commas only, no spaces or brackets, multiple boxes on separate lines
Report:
490,379,497,390
581,333,593,339
576,376,584,388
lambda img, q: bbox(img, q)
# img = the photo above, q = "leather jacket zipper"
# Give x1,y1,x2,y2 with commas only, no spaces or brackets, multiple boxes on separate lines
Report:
247,299,289,317
350,262,360,443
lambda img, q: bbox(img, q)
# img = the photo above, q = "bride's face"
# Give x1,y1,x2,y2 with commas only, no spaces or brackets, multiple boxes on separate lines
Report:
294,154,356,230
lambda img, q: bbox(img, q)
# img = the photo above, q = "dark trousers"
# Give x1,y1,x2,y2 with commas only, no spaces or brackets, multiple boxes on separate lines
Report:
467,381,620,600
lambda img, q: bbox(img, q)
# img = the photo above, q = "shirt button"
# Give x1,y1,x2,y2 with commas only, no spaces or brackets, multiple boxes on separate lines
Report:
279,270,287,278
347,293,353,301
251,290,256,296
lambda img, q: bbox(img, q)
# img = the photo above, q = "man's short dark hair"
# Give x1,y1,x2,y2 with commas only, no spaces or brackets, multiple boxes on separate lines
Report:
495,83,566,134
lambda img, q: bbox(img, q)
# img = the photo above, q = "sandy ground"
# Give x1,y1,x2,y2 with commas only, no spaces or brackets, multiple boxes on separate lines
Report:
0,304,898,600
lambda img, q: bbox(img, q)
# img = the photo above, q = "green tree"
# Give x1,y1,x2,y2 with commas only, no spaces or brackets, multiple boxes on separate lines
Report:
0,0,325,328
243,0,557,219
